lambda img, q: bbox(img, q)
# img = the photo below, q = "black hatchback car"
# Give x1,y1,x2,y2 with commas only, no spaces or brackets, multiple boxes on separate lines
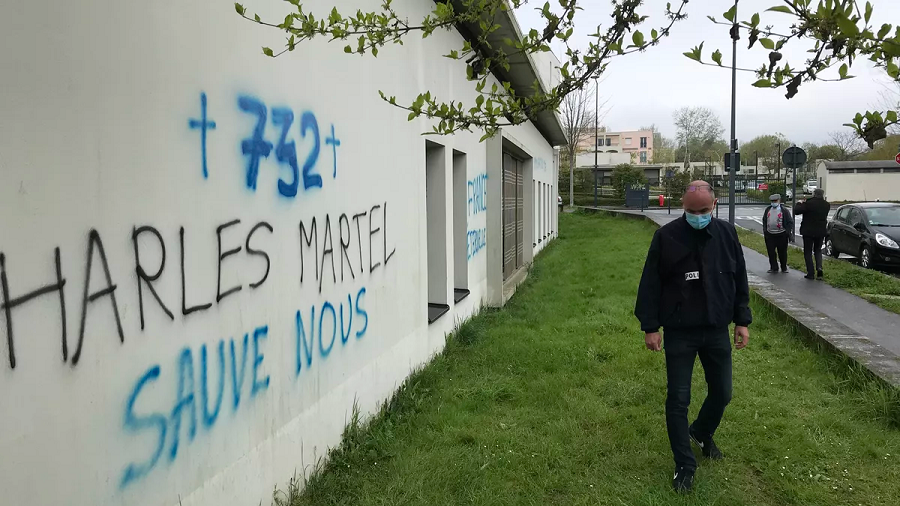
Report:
825,203,900,269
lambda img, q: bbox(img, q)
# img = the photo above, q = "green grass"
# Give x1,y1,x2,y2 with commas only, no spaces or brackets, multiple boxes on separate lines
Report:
735,227,900,315
277,213,900,506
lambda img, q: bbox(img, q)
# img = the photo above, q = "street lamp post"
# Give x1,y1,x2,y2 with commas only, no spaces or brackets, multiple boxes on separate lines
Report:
727,0,739,225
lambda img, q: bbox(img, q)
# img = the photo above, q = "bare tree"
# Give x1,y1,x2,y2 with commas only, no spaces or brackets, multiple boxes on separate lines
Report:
673,107,724,164
560,84,607,206
828,130,865,160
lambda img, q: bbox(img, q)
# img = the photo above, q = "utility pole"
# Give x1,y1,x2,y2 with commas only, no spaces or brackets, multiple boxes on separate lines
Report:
727,0,739,224
593,75,599,207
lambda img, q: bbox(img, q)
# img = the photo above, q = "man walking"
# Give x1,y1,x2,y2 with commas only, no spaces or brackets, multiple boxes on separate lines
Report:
634,181,752,493
794,188,830,280
762,194,794,273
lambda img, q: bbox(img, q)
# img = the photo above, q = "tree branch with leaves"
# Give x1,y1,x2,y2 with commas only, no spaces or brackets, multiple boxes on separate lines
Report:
236,0,898,147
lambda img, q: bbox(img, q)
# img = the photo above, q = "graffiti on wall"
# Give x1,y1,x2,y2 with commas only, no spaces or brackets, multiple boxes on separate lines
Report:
0,90,397,491
466,173,487,261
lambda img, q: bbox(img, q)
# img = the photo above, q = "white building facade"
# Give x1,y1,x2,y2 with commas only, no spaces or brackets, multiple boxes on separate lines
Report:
0,1,563,505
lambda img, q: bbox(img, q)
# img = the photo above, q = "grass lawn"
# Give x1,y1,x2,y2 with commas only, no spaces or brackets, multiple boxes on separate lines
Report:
735,227,900,315
279,213,900,506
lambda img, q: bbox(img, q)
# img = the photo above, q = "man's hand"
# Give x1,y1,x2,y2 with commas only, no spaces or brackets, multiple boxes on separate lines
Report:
734,326,750,350
645,332,662,352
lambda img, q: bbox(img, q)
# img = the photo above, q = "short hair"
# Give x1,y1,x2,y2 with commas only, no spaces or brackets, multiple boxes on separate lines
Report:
813,188,824,197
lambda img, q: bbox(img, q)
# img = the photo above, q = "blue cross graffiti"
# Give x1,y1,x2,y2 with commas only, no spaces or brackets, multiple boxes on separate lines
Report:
325,124,341,178
188,92,217,179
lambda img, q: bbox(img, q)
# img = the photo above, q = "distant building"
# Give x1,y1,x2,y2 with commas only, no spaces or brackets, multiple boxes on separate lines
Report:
577,129,654,164
819,160,900,201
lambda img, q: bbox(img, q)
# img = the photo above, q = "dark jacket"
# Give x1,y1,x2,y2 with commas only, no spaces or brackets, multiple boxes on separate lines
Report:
762,205,794,239
794,196,831,237
635,216,752,333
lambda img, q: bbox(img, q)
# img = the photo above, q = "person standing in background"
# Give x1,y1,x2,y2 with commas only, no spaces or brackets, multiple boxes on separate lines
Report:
762,194,794,273
794,188,830,280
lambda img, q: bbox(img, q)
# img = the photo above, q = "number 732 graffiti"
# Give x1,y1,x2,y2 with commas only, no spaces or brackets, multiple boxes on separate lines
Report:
189,93,341,198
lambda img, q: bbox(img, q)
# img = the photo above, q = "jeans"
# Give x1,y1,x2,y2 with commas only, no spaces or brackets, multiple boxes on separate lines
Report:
664,326,733,470
803,235,824,276
765,233,789,271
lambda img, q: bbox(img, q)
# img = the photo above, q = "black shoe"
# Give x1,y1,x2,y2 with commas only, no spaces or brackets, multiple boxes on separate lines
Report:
804,274,815,280
672,466,694,493
767,269,778,273
817,270,824,279
690,426,724,460
781,268,789,273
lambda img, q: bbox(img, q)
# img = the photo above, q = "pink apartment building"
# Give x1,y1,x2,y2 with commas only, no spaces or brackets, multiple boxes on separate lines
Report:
577,129,654,164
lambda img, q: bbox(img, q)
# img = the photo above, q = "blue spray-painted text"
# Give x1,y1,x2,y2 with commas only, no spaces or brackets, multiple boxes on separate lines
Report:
467,228,487,261
467,174,488,216
120,323,270,489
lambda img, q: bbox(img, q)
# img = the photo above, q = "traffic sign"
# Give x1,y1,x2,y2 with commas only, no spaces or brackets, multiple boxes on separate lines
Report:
895,152,900,164
782,146,808,169
723,152,741,171
758,183,769,190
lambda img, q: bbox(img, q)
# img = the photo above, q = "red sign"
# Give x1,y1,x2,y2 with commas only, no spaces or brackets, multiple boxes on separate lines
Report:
895,152,900,164
759,183,769,190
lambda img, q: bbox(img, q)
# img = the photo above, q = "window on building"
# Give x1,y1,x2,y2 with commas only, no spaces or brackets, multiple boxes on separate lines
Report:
425,141,448,323
502,152,525,279
625,137,632,146
606,138,611,147
452,150,469,303
639,151,647,164
640,137,647,148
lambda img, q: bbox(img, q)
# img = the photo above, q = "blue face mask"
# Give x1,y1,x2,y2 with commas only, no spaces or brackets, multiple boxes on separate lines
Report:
685,212,712,230
771,203,780,208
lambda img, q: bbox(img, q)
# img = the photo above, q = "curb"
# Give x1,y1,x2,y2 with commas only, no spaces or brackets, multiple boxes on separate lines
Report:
583,206,900,389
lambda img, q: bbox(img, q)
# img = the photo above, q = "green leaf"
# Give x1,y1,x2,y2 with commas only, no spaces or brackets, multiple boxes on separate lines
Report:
751,13,760,27
254,14,260,22
712,50,723,66
683,50,701,62
408,112,417,121
234,3,246,16
372,47,378,57
262,47,274,57
888,61,900,79
632,30,645,47
854,113,864,126
839,63,848,79
752,79,772,87
651,29,659,40
836,14,860,37
344,45,352,53
723,6,737,22
760,38,775,50
887,110,898,123
707,16,717,23
865,1,873,23
878,24,892,39
766,6,793,14
476,95,484,106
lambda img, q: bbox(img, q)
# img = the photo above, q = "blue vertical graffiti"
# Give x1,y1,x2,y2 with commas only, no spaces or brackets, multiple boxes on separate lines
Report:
238,96,272,191
299,111,323,190
251,325,270,396
229,333,249,411
169,348,197,460
188,92,217,179
467,174,488,216
200,341,225,428
467,228,487,261
325,124,341,178
120,366,167,488
271,108,300,197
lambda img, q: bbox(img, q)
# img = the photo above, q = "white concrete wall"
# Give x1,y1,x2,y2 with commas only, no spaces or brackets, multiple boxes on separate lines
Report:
0,1,558,505
821,171,900,201
575,151,631,167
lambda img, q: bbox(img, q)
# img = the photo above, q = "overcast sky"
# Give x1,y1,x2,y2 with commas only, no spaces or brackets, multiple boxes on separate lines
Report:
514,0,900,145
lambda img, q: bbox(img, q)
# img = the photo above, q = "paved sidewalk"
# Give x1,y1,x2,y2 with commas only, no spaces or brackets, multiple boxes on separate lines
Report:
595,208,900,359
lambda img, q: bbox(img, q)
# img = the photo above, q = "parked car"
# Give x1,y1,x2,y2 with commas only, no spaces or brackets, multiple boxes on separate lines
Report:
825,203,900,269
803,179,818,194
